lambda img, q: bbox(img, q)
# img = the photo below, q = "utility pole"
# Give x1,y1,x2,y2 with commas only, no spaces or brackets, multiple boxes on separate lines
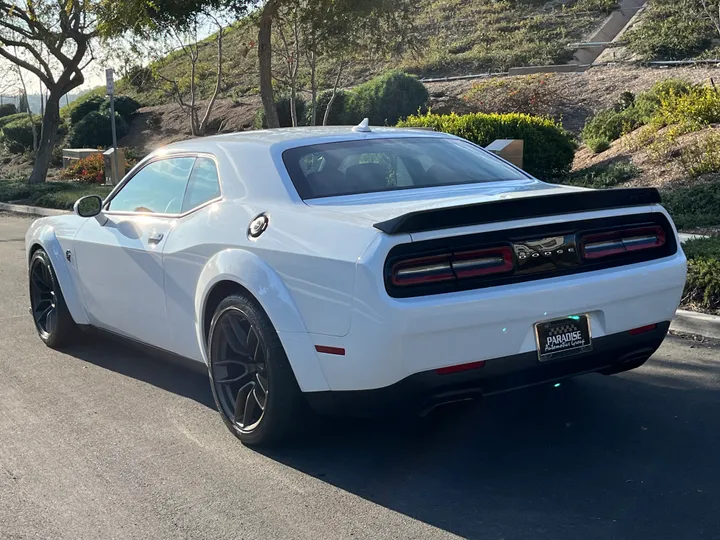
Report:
106,68,120,185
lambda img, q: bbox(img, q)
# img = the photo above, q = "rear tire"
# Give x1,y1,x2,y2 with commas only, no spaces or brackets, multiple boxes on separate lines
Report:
207,293,304,446
28,249,78,348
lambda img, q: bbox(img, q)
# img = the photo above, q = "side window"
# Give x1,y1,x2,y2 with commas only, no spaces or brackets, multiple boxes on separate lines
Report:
182,157,221,213
108,157,195,214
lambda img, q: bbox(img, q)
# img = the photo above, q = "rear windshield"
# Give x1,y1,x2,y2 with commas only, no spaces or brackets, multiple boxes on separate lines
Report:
281,137,528,199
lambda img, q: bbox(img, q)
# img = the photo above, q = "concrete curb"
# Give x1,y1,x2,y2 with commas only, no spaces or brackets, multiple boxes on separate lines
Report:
0,202,69,217
671,310,720,341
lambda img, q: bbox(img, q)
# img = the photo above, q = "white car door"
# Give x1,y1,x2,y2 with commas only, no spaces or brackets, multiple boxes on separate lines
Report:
73,156,196,350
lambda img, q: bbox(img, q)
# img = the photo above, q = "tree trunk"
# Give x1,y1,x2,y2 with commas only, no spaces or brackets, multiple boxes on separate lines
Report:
258,0,281,129
309,51,317,126
28,94,60,185
323,59,345,126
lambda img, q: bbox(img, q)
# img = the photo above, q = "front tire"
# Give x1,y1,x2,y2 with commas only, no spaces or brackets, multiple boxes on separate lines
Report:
28,249,77,348
207,293,304,446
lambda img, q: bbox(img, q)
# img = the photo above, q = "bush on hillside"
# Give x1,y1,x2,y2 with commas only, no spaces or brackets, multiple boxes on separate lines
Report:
655,85,720,128
633,79,694,121
398,112,576,179
684,236,720,260
311,89,348,125
684,256,720,312
559,162,639,189
662,181,720,229
1,116,42,153
585,137,611,153
254,95,307,129
69,94,106,124
626,0,714,60
345,71,429,126
67,111,128,148
99,95,141,122
581,108,642,146
0,104,17,118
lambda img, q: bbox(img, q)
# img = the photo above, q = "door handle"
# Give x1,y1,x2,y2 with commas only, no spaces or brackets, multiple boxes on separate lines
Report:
148,232,164,244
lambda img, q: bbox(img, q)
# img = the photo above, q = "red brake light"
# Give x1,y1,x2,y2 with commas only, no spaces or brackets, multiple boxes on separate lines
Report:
581,226,666,260
390,246,514,287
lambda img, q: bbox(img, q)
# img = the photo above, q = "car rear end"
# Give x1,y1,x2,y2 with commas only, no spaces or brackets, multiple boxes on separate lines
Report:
276,129,687,415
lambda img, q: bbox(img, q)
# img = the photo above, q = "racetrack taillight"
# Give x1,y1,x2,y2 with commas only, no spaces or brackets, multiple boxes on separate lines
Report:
580,226,666,260
390,246,514,287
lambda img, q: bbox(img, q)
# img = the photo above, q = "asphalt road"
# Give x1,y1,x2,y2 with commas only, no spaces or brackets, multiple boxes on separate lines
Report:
2,212,720,540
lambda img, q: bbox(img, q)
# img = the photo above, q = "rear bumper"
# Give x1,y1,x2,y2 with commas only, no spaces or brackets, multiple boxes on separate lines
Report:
305,321,669,416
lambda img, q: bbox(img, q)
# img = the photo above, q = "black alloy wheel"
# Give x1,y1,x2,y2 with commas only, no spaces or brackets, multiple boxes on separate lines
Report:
30,254,57,338
207,294,303,446
211,307,269,431
28,249,76,348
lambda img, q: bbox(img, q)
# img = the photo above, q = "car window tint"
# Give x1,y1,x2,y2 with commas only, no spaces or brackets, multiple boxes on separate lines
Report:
108,157,195,214
282,138,527,199
182,157,221,213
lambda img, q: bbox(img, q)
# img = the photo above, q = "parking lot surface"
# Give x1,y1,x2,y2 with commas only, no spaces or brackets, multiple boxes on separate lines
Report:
1,212,720,540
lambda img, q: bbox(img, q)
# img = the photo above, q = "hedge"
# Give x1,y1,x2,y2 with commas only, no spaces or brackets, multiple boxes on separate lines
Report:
683,236,720,313
67,111,129,148
0,115,42,153
345,70,429,126
398,112,576,179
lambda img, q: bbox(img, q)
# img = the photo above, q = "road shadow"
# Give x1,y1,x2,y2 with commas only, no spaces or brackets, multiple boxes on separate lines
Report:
63,330,215,409
260,345,720,540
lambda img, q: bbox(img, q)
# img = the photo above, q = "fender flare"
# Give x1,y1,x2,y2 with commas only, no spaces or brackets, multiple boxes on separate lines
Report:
195,248,330,392
27,224,90,326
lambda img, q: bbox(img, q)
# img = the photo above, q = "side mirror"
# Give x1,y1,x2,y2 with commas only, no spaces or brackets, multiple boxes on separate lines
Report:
73,195,103,218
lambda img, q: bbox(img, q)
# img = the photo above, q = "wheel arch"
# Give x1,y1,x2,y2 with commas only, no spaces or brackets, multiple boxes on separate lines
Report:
26,225,89,326
195,249,330,392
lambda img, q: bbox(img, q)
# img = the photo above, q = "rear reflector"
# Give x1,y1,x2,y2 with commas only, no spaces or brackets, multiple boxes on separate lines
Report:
315,345,346,355
581,226,666,260
436,360,486,375
628,323,658,335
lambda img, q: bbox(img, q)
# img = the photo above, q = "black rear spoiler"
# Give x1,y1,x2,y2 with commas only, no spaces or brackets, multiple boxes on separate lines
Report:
373,188,662,235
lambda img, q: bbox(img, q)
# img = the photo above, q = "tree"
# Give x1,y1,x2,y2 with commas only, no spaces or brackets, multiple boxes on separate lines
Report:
257,0,419,128
0,0,99,183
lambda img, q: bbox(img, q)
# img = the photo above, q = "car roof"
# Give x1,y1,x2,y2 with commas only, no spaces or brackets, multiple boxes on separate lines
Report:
161,126,451,152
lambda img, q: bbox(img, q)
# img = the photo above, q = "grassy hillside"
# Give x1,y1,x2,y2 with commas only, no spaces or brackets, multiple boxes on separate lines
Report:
123,0,617,107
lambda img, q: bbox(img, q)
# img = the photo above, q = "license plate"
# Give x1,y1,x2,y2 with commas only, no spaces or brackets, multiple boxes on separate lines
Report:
535,315,592,362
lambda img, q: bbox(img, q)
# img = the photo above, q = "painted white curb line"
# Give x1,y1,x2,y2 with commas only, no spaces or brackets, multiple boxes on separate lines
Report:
671,310,720,341
0,202,69,217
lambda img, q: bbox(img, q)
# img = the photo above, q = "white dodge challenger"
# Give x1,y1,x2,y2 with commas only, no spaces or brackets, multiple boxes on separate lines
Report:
26,122,687,445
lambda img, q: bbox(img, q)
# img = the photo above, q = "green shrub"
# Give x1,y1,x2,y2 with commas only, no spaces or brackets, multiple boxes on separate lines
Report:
99,95,141,122
1,116,41,153
0,178,112,210
679,131,720,177
345,70,429,126
67,111,128,148
69,95,106,125
559,162,639,189
311,89,347,125
398,111,576,179
0,112,28,129
581,107,642,145
662,181,720,229
684,257,720,312
655,86,720,128
626,0,714,60
254,95,308,129
633,79,694,122
683,236,720,260
0,104,17,118
586,137,611,153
